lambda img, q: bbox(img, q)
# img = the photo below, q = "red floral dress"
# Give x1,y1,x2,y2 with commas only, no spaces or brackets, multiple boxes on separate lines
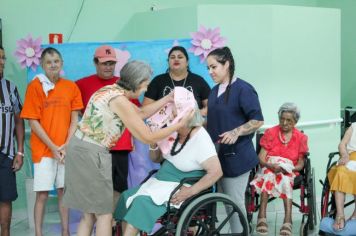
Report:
250,125,308,199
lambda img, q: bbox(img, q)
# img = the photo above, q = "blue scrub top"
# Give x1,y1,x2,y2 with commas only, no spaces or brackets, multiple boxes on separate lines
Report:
207,78,264,177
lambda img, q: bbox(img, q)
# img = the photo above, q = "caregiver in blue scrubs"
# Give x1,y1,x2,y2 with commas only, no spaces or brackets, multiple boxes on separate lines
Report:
206,46,264,233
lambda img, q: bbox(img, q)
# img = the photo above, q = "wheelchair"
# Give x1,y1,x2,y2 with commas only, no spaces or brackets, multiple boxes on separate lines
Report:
244,132,317,236
114,173,249,236
319,152,355,221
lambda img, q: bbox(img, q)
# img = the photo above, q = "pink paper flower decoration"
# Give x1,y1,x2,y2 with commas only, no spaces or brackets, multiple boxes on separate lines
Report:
114,49,131,77
14,34,43,71
189,26,226,63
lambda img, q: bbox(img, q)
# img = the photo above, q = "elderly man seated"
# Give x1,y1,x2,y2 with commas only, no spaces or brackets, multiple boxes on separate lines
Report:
114,88,222,236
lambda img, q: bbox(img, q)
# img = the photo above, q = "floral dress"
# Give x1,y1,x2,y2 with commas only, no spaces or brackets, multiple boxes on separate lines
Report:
250,125,308,199
78,84,125,148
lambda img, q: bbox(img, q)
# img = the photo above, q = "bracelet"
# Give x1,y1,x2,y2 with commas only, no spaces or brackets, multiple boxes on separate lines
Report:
149,145,159,151
17,151,24,157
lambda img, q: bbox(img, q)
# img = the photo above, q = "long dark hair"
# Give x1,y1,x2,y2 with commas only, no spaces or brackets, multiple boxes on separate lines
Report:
207,47,235,103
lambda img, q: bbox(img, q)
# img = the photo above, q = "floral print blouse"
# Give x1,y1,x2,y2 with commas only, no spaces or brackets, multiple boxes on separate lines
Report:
78,84,125,148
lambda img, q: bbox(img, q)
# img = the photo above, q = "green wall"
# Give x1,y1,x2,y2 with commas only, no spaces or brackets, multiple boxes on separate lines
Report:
0,0,354,105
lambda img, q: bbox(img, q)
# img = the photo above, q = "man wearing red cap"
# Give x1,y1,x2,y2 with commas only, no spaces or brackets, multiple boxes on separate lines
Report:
76,45,139,222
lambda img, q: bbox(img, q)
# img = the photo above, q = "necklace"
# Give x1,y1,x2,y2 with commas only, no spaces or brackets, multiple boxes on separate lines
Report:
278,131,292,145
170,127,194,156
169,72,188,88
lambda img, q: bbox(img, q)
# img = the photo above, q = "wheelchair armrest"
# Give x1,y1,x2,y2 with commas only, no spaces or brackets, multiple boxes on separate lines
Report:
166,177,206,214
179,177,201,185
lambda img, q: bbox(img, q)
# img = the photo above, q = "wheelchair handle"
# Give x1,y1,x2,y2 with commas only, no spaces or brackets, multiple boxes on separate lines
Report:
328,152,339,159
326,152,340,172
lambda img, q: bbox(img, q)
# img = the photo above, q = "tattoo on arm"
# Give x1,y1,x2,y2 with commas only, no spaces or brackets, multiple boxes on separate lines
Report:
239,120,262,136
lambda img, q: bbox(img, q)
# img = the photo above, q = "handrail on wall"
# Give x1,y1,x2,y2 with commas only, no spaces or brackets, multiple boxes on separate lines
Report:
259,118,342,131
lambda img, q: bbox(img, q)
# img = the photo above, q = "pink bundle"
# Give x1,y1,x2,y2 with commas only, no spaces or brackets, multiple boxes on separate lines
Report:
146,87,196,154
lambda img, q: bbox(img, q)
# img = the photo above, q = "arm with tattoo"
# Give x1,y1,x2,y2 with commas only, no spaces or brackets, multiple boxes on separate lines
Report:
219,120,264,145
234,120,264,136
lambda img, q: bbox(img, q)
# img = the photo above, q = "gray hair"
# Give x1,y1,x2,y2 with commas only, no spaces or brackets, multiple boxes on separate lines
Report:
187,104,204,127
278,102,300,122
116,60,152,92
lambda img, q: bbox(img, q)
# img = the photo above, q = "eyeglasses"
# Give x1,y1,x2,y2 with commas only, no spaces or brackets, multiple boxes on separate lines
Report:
0,57,6,61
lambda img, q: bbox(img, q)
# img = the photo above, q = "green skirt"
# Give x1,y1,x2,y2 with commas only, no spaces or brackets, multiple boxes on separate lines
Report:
114,161,204,233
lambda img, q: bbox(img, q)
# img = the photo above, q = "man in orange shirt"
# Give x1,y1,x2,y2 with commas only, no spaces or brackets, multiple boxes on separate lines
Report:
21,47,83,236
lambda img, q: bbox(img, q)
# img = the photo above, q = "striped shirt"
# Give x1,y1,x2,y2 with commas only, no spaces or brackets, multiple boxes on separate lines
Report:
0,78,22,159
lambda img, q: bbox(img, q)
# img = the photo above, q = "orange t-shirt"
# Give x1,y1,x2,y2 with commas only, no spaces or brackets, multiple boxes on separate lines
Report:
21,78,83,163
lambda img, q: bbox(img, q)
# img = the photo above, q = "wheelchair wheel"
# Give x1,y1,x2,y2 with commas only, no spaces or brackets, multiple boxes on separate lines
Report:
307,168,317,230
175,193,248,236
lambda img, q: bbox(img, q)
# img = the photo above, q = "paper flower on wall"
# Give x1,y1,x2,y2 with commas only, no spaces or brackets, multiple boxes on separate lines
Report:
189,26,226,63
14,34,43,71
114,49,131,77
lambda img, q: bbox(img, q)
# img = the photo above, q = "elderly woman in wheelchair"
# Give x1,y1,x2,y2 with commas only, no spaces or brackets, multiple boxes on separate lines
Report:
250,103,309,236
327,122,356,231
114,92,223,236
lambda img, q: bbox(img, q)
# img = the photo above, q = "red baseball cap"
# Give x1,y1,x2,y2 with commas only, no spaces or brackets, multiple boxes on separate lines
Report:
94,45,117,62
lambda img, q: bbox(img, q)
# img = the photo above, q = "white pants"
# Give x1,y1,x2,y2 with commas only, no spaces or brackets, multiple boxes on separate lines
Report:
218,171,250,234
33,157,65,191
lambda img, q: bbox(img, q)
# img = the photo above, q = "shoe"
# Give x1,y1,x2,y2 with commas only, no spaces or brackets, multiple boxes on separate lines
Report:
279,222,292,236
256,217,268,235
333,215,345,231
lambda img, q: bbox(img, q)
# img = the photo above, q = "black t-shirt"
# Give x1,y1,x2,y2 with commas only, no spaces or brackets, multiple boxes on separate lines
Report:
144,72,211,109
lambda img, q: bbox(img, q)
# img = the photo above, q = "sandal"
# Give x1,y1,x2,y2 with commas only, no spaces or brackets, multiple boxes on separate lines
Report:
256,218,268,235
333,215,345,231
279,222,292,236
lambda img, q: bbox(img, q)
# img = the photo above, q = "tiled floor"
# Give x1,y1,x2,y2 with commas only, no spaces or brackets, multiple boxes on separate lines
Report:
9,195,355,236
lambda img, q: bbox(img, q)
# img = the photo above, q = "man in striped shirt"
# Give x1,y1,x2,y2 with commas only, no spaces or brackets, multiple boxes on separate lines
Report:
0,46,25,236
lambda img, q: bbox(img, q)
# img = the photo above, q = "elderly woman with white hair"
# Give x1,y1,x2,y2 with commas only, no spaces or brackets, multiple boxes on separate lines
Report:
250,102,309,236
63,61,195,236
114,88,223,236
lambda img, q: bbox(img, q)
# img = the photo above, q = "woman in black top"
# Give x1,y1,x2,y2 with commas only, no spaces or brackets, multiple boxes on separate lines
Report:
143,46,211,116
